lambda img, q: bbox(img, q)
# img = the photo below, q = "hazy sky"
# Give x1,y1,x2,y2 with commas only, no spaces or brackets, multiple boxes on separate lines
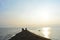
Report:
0,0,60,27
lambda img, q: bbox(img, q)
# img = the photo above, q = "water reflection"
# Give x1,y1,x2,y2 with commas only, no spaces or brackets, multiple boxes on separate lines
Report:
29,27,51,38
42,27,50,38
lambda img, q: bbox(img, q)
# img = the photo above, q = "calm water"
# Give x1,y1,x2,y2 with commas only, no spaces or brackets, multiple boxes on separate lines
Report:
0,26,60,40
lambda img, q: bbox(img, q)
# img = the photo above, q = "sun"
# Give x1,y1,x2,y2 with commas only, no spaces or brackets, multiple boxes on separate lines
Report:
26,8,51,26
41,9,50,22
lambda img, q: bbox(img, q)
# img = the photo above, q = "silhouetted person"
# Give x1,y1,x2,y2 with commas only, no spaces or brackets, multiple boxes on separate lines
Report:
38,30,40,31
25,28,27,31
22,28,24,31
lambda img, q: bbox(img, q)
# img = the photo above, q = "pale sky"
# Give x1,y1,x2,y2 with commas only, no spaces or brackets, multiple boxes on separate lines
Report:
0,0,60,27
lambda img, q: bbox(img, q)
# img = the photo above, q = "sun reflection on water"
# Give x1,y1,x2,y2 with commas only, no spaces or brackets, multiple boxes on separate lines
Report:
42,27,50,38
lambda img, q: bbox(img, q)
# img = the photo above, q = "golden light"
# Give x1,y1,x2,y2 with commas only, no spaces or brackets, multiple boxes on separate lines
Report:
10,8,51,26
42,27,50,38
41,8,50,23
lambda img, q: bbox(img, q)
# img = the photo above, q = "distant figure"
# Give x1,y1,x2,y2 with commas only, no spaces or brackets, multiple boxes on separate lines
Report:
25,28,27,31
38,30,40,31
22,28,24,31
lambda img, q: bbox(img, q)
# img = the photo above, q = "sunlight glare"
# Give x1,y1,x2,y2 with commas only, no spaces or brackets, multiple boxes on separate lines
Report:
41,9,50,23
42,27,50,38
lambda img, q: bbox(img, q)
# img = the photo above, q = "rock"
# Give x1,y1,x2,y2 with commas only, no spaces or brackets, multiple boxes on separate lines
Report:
9,28,51,40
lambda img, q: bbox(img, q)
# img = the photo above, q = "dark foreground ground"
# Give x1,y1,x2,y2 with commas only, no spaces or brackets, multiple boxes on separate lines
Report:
9,28,51,40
